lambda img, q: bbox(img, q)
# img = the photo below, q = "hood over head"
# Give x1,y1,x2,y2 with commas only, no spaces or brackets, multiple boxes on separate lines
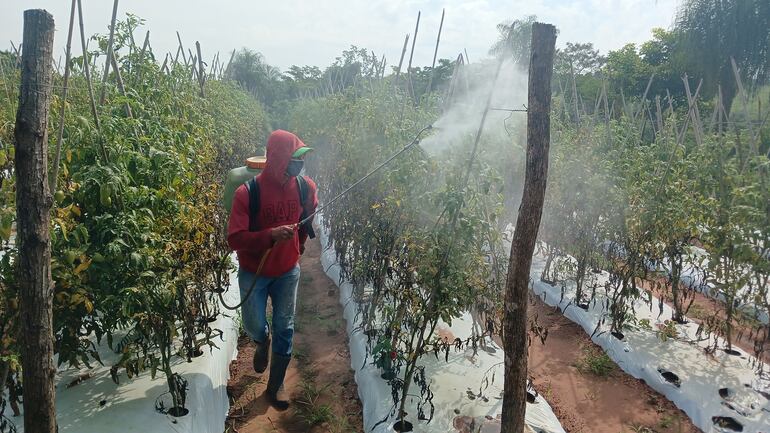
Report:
263,130,307,182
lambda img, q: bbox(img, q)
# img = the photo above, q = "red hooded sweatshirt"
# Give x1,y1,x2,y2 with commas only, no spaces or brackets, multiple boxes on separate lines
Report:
227,130,318,277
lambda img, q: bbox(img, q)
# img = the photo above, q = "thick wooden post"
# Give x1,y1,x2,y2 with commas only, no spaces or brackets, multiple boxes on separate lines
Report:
14,9,57,433
501,22,556,433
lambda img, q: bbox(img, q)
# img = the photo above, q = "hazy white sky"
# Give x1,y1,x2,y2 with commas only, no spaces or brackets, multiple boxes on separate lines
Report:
1,0,678,71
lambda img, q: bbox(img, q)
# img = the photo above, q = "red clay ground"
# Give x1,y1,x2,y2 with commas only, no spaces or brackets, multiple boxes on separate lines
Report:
225,239,363,433
527,293,700,433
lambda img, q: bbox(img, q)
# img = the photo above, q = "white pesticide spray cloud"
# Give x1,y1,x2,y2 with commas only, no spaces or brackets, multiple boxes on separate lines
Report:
418,59,529,158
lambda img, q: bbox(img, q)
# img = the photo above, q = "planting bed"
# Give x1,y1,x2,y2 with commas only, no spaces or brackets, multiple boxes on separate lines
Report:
528,252,770,433
9,261,241,433
319,219,566,433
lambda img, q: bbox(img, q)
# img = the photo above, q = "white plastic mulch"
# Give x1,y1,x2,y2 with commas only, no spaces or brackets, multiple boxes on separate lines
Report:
528,253,770,433
318,219,566,433
10,263,241,433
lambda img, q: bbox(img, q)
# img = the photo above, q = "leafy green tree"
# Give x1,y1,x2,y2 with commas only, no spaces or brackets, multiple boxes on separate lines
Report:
555,42,606,76
675,0,770,112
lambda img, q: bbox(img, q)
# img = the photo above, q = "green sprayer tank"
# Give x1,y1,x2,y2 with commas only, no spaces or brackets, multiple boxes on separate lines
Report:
223,156,267,214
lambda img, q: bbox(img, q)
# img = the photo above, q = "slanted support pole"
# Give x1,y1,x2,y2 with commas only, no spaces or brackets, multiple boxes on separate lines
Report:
501,22,556,433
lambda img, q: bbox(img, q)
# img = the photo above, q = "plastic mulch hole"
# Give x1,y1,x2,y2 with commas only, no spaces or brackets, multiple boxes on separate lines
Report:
526,391,537,404
577,302,590,311
711,416,743,432
722,348,741,356
363,329,378,338
482,345,497,354
393,420,413,432
718,388,733,400
167,407,189,417
188,348,204,359
611,331,625,340
657,369,681,387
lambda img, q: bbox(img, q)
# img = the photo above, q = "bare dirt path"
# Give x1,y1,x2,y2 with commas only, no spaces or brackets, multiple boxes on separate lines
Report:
225,239,363,433
527,294,701,433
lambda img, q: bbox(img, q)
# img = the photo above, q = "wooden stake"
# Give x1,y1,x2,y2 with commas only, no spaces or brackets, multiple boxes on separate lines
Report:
110,54,132,118
425,8,445,94
50,0,77,192
76,0,106,162
99,0,119,105
177,32,187,65
395,33,409,81
134,30,150,83
501,21,556,433
0,55,12,105
14,10,57,433
406,11,420,100
196,41,205,97
224,48,236,79
160,53,169,74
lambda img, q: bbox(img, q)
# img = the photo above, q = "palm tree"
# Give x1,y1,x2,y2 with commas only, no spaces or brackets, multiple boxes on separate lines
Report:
489,15,538,65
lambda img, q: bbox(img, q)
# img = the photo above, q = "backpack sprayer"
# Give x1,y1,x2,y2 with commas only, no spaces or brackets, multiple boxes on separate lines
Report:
217,124,433,310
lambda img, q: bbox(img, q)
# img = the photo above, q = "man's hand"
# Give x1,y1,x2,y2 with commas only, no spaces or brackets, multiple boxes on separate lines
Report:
270,225,295,243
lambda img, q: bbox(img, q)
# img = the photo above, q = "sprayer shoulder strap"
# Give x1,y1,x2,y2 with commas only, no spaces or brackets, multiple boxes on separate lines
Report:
297,176,316,239
245,177,261,232
245,176,313,237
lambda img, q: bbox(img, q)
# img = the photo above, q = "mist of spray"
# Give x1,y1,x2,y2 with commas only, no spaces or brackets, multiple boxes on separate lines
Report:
419,59,529,158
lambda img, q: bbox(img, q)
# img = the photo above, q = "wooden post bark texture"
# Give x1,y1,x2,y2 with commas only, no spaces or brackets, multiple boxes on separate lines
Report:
14,9,57,433
501,22,556,433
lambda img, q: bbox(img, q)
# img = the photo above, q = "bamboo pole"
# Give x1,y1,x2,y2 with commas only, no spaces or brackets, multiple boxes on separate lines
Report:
76,0,107,162
0,56,11,105
224,49,236,79
177,32,187,65
134,30,150,83
160,53,169,74
110,54,132,118
395,33,409,81
99,0,119,105
10,41,21,67
196,41,205,97
50,0,77,192
173,45,181,67
406,11,420,101
425,8,445,94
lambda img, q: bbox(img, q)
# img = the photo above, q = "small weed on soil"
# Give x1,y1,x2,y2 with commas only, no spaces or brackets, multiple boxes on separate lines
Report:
574,345,615,377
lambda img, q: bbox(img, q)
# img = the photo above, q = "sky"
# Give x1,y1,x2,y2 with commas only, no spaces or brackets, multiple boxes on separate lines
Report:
0,0,679,71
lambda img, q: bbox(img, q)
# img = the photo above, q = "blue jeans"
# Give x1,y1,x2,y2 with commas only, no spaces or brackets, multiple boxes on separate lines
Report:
238,265,300,356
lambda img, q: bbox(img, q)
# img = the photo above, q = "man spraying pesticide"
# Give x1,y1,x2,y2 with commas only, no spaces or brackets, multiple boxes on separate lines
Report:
226,130,318,410
222,125,431,410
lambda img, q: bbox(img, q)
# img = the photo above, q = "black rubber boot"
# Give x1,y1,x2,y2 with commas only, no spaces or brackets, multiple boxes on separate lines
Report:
252,336,270,374
266,353,291,411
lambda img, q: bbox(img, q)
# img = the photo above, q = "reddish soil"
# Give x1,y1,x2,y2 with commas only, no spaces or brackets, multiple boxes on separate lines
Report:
224,239,363,433
526,294,700,433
